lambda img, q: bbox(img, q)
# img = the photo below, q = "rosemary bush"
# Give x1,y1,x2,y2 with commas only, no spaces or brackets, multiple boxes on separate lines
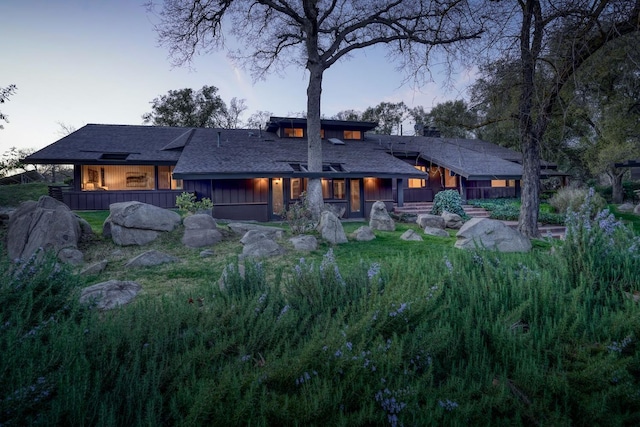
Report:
2,232,640,425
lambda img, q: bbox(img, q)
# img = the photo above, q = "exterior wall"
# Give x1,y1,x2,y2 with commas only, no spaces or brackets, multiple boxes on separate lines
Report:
62,189,182,210
465,180,518,199
210,178,269,221
364,177,393,216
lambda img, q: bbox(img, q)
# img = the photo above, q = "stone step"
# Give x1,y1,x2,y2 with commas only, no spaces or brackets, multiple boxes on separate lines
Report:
395,202,566,239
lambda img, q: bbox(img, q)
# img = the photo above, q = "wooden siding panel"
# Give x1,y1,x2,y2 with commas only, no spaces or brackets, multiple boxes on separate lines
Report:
213,179,268,205
63,190,182,210
364,178,393,201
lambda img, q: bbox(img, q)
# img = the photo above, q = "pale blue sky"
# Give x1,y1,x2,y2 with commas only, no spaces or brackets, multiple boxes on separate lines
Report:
1,0,475,151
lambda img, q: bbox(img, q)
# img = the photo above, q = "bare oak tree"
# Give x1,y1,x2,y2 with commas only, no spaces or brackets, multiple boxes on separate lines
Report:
480,0,640,237
148,0,483,218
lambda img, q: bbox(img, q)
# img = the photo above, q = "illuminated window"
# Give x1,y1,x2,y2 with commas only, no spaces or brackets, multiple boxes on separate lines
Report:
320,129,325,139
333,179,345,199
82,165,156,191
321,179,331,198
290,178,307,199
284,128,304,138
158,165,183,190
444,168,457,187
408,166,426,188
491,180,507,187
343,130,361,140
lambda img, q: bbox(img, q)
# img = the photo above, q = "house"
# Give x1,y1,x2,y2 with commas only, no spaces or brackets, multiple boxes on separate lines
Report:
24,117,563,221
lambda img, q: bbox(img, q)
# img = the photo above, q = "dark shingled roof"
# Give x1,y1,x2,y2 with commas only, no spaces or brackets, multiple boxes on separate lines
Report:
367,135,524,180
25,124,184,164
26,123,561,181
172,128,425,179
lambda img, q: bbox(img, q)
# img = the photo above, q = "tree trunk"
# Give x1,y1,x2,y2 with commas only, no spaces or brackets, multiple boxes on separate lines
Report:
306,65,324,220
303,0,324,221
517,0,542,238
519,132,541,237
610,169,625,204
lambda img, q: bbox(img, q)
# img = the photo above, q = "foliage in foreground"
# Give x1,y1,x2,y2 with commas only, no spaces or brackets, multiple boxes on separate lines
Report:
2,204,640,425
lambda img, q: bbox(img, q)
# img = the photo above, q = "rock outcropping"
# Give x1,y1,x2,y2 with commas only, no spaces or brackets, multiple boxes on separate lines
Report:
103,201,181,246
7,196,91,264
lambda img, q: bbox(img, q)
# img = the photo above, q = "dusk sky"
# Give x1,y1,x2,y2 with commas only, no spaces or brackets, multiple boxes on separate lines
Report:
1,0,476,152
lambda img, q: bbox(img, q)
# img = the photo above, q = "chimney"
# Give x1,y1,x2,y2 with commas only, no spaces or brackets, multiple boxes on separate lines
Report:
423,126,441,138
217,131,221,147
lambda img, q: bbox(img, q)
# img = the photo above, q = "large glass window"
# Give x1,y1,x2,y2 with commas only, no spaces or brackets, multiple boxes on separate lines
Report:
320,178,345,199
408,165,426,188
158,165,183,190
272,178,284,214
350,179,361,212
343,130,361,140
444,168,457,187
284,128,304,138
290,178,308,199
333,179,345,199
82,165,155,191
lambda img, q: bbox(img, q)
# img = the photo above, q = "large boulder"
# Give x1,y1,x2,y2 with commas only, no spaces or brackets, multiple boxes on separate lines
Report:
417,213,445,230
369,201,395,231
183,214,217,230
289,234,318,251
323,203,346,218
442,211,464,229
105,201,181,231
103,201,181,246
400,229,423,241
241,238,286,259
7,196,90,264
182,213,222,248
424,226,450,238
317,211,348,244
352,225,376,241
79,280,141,310
240,230,272,245
455,218,532,252
618,203,636,213
106,223,159,246
227,222,285,240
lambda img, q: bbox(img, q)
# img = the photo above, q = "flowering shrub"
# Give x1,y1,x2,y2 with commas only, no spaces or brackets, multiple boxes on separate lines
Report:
561,188,640,295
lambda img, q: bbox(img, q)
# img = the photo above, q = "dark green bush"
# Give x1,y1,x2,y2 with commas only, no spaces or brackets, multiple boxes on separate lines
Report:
431,190,467,218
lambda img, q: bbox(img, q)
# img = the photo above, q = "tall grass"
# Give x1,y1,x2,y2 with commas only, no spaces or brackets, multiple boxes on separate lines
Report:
2,204,640,425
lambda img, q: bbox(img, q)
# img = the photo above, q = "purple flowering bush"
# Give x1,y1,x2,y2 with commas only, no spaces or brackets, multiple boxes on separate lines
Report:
561,188,640,295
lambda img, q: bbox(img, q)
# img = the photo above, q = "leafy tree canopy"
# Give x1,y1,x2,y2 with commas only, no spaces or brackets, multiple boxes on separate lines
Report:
0,84,17,130
142,85,246,128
